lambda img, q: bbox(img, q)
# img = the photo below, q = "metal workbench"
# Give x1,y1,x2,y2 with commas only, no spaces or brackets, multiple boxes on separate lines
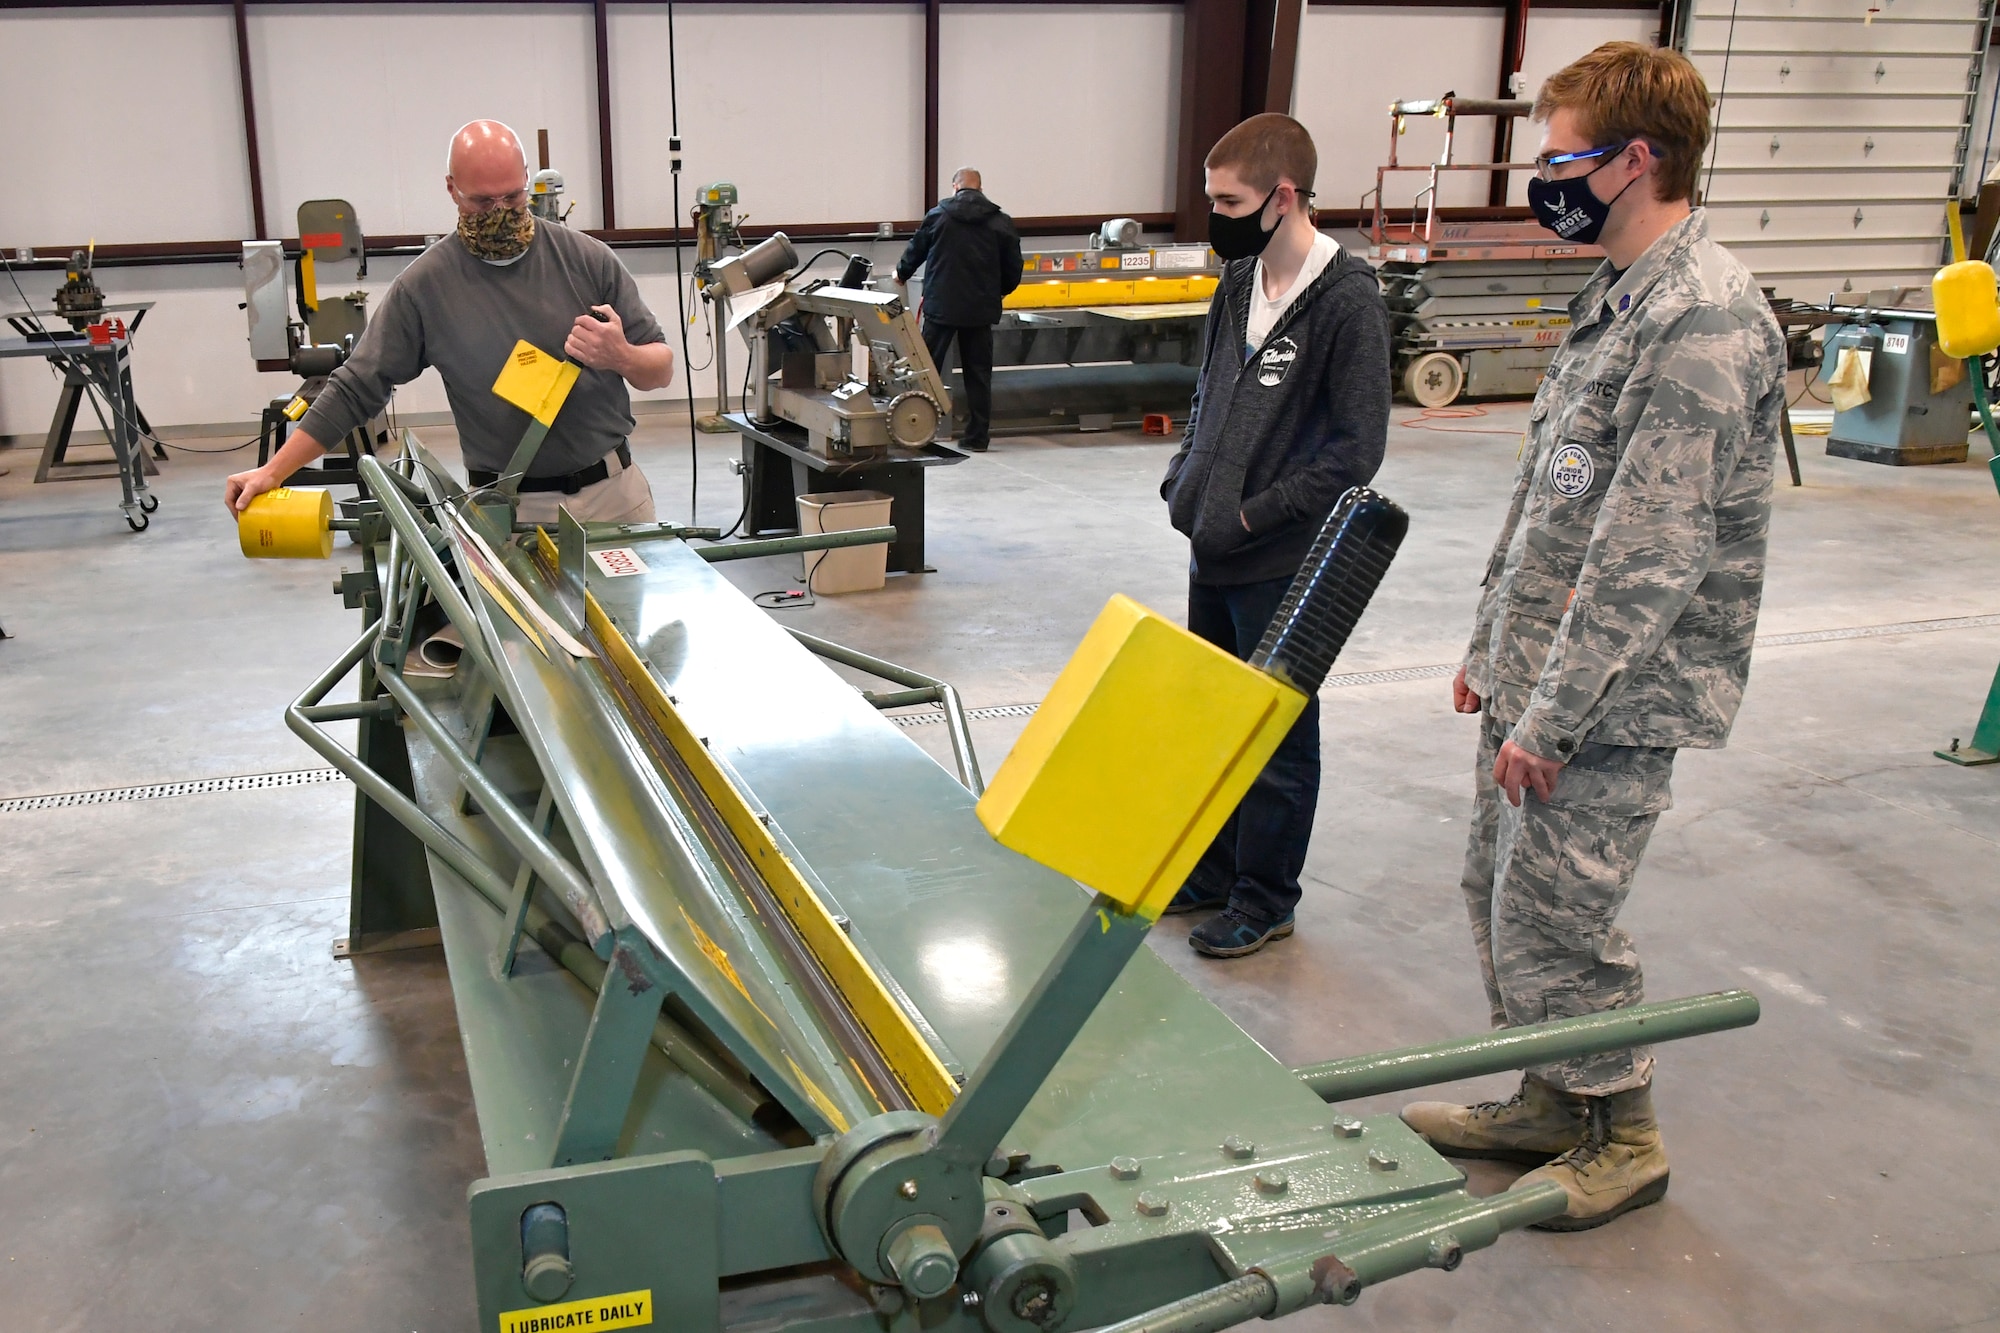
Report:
0,310,159,530
722,410,965,574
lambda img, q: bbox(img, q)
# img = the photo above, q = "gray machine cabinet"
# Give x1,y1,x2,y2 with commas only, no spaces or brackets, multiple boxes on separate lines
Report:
1822,315,1973,466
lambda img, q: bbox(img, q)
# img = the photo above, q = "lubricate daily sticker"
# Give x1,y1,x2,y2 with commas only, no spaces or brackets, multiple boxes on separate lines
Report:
588,546,649,578
1548,442,1594,497
499,1288,652,1332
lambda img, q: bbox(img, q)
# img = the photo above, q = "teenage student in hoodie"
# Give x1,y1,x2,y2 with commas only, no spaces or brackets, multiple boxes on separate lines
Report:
895,168,1024,452
1159,113,1392,959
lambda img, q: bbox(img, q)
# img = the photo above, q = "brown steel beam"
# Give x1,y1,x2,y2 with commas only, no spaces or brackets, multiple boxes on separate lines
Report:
1174,0,1250,241
14,213,1186,269
232,0,267,240
595,0,617,228
924,0,941,210
1489,0,1530,206
1243,0,1304,114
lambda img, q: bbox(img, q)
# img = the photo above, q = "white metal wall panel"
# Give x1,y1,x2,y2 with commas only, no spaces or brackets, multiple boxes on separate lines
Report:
612,5,925,228
0,8,252,245
1504,9,1666,202
1684,0,1990,298
247,5,603,234
1297,6,1506,211
938,5,1181,218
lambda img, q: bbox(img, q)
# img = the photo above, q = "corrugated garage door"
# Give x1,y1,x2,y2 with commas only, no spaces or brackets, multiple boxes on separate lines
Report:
1678,0,1994,301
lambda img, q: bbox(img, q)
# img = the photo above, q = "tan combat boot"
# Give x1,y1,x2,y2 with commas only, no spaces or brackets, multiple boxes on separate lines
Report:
1399,1076,1588,1165
1512,1084,1670,1231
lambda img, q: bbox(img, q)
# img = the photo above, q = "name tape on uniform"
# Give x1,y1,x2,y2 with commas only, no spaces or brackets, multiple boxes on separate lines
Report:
588,547,650,578
499,1288,652,1333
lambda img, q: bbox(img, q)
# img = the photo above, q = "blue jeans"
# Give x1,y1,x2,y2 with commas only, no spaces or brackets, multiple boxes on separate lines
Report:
1186,575,1321,924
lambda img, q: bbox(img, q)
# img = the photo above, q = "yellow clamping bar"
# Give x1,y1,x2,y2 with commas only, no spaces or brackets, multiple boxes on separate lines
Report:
238,486,334,559
492,340,582,427
577,574,960,1116
1936,202,2000,361
976,594,1306,922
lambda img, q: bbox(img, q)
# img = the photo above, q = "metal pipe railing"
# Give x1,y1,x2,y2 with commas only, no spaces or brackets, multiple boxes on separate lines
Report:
1292,990,1760,1103
285,624,522,916
358,454,496,681
375,661,613,953
693,526,898,564
1090,1275,1276,1333
786,627,984,796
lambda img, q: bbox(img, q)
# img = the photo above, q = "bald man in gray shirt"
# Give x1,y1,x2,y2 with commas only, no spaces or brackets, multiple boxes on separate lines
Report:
226,119,674,524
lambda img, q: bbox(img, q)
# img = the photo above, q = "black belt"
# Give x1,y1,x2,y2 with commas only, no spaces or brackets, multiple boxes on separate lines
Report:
469,442,631,494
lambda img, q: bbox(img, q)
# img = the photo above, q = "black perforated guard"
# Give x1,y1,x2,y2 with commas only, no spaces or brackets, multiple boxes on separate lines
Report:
1249,487,1410,695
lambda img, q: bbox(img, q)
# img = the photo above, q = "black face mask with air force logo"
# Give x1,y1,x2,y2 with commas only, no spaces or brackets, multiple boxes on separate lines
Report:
1525,153,1638,246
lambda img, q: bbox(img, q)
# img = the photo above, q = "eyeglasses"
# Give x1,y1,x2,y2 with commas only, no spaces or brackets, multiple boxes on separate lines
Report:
1533,142,1630,182
454,185,530,211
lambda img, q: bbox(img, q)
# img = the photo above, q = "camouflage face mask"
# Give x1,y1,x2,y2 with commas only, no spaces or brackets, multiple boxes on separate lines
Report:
457,203,535,261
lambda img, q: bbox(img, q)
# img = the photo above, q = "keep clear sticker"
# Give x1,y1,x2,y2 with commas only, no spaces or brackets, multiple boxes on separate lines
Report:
499,1288,652,1333
588,546,650,578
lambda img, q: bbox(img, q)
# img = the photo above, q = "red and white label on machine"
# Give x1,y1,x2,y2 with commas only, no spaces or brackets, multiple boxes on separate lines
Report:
1882,333,1910,355
589,546,650,578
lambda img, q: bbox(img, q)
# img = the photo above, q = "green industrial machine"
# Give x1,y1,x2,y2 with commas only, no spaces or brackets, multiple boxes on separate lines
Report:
278,439,1758,1332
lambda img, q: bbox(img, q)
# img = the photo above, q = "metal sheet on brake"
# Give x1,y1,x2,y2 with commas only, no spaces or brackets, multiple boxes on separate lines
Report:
589,541,1337,1164
427,494,885,1135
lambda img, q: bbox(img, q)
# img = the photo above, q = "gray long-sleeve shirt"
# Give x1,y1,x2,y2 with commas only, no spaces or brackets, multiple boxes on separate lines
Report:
297,223,665,476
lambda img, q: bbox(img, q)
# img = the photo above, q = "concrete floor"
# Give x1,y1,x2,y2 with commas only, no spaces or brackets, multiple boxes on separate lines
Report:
3,400,1999,1331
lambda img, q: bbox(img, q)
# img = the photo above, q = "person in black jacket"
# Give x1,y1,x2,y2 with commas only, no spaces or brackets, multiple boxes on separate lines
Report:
1160,113,1392,958
895,168,1023,451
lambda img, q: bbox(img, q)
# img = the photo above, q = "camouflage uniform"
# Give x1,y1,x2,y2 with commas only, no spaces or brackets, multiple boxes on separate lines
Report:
1460,209,1786,1095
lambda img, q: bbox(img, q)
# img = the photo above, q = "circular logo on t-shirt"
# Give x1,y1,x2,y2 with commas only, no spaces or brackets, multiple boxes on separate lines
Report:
1549,443,1594,497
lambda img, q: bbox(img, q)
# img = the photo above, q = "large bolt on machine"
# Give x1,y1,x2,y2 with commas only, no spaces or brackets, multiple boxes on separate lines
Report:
237,344,1759,1332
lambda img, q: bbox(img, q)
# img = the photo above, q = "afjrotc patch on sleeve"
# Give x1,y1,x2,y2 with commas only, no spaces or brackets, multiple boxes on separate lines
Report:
1549,442,1594,497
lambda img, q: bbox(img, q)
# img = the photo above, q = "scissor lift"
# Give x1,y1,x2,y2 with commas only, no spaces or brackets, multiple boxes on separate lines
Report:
1365,96,1604,407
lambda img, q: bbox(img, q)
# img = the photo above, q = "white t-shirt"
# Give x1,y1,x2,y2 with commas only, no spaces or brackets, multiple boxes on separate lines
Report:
1245,231,1342,357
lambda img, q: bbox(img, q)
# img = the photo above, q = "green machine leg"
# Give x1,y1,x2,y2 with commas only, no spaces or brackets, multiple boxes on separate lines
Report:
552,935,670,1167
1937,660,2000,765
1938,365,2000,767
342,549,441,956
469,1152,719,1333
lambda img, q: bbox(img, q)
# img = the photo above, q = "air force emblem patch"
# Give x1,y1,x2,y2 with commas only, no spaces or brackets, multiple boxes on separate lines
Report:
1549,442,1594,497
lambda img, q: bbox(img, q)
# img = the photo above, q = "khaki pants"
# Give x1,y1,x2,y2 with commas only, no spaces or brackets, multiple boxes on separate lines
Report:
512,453,656,526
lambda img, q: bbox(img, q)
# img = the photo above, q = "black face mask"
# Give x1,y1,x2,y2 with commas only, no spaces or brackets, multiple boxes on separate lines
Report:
1207,186,1280,261
1525,151,1637,246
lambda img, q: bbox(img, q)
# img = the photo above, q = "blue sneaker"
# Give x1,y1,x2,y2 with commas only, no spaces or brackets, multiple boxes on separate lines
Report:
1189,907,1295,958
1162,881,1228,916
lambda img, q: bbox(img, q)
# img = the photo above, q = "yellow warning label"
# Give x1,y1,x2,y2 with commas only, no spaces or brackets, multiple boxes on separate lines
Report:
491,340,582,427
499,1288,653,1333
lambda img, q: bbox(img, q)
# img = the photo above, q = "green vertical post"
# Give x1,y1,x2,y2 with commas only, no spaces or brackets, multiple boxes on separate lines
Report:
494,788,556,978
552,936,669,1167
1939,359,2000,766
933,900,1153,1171
1938,662,2000,765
